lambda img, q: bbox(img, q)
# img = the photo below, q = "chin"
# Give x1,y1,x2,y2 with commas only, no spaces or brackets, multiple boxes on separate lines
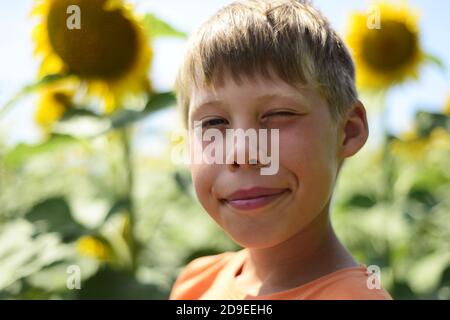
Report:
225,228,290,249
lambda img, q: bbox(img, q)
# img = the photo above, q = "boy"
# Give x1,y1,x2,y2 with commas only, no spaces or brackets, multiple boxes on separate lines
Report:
169,0,392,299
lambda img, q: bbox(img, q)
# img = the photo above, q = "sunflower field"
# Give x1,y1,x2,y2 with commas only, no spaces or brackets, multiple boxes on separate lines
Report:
0,0,449,300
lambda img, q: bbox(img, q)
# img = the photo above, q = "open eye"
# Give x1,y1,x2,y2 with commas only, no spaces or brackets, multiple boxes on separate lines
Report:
201,117,228,128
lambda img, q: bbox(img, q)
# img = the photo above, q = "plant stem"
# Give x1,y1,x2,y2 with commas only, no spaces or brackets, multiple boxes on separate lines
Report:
379,91,395,203
120,127,138,272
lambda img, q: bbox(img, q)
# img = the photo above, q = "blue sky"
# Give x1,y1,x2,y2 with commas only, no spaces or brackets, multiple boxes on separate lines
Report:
0,0,449,148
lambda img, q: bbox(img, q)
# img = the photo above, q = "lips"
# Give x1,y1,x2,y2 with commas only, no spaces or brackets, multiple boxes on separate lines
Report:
221,187,289,211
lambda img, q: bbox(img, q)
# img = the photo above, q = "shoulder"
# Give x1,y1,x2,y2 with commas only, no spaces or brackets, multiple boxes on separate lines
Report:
169,251,237,300
310,266,393,300
176,251,234,282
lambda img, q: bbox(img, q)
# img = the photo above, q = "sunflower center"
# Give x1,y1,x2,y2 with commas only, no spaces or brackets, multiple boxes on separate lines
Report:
47,0,139,80
362,19,418,71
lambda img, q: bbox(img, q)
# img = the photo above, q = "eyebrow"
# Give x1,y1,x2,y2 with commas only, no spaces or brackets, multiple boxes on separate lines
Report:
255,93,307,105
189,99,226,124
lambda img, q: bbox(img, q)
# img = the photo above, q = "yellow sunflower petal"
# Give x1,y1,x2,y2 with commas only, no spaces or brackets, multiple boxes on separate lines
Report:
76,235,112,261
444,93,450,115
34,88,74,131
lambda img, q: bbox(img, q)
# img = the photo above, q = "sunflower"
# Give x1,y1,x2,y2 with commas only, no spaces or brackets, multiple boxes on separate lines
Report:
76,235,112,261
34,87,74,131
390,128,450,160
346,1,424,90
31,0,152,113
444,93,450,115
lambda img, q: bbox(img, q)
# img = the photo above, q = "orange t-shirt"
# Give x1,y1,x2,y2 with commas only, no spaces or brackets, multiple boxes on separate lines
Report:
169,249,392,300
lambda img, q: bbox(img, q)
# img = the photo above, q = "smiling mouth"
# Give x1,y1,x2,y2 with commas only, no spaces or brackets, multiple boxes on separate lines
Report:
221,189,289,211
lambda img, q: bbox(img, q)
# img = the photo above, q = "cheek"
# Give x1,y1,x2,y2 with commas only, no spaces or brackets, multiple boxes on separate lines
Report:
188,134,210,202
191,163,211,199
278,124,327,170
190,163,221,214
278,121,338,201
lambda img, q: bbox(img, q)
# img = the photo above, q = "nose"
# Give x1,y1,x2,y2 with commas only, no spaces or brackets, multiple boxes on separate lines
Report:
227,158,264,171
225,132,267,172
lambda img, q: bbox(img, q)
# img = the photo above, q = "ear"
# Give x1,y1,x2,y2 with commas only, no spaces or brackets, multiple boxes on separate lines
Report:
338,100,369,159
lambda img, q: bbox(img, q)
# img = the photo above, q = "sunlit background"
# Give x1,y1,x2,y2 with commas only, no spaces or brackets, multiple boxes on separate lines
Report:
0,0,449,299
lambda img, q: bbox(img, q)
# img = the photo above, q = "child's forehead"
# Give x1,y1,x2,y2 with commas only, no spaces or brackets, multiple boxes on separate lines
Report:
189,73,314,112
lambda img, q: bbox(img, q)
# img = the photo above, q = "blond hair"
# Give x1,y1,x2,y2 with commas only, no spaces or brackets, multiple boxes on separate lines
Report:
174,0,357,127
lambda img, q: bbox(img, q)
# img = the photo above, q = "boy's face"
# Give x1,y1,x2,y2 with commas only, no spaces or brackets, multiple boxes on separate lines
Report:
187,72,362,248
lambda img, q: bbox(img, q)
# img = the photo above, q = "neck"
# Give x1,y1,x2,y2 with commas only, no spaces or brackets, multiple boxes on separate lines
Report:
236,203,357,294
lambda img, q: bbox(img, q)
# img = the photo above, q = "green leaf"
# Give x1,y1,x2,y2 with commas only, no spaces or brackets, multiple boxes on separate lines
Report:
345,193,377,209
77,266,166,299
109,109,142,130
108,92,176,131
26,258,99,293
0,73,71,118
25,197,85,242
407,187,438,208
60,108,102,120
0,219,73,291
390,280,416,300
424,53,446,70
3,134,79,168
104,198,131,221
173,170,193,198
408,251,450,294
141,13,187,39
144,91,177,114
415,111,450,137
